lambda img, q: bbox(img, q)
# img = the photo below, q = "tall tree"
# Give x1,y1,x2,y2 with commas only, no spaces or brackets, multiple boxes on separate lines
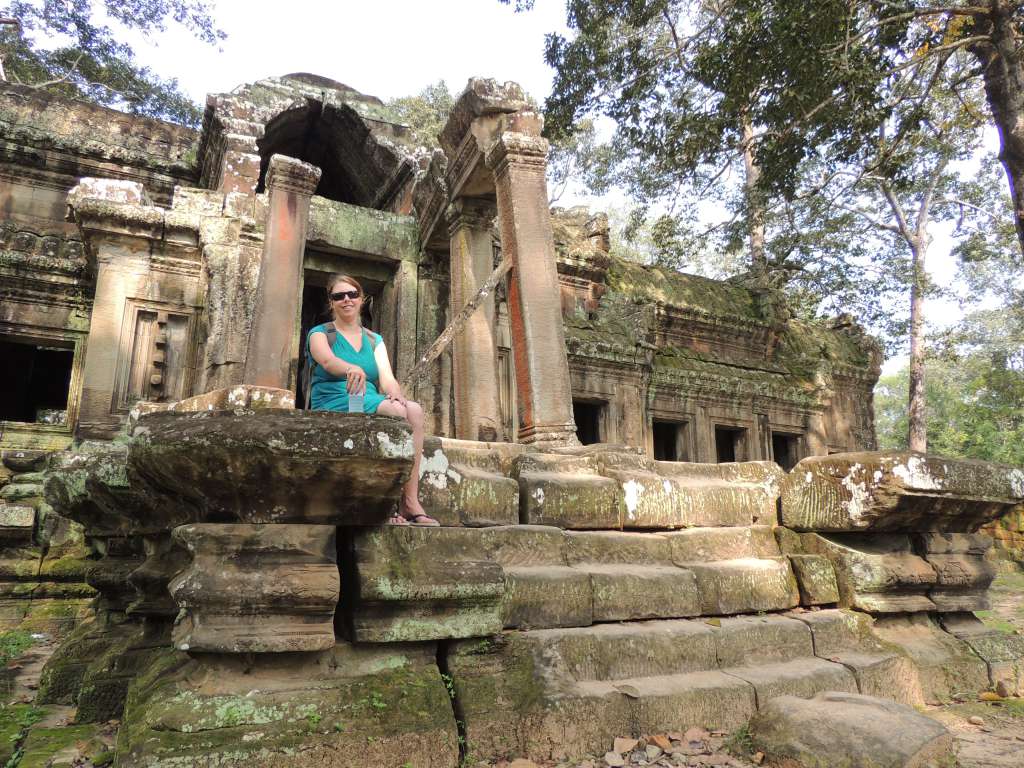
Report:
1,0,223,126
519,1,1024,256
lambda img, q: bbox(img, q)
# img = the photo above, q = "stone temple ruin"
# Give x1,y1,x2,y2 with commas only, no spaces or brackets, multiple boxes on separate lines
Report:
0,73,1022,766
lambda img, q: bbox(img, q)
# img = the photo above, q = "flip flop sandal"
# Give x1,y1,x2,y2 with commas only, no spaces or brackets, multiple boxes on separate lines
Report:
406,513,440,527
387,512,411,526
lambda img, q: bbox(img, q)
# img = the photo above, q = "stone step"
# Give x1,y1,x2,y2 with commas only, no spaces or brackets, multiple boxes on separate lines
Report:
449,614,865,763
349,525,797,637
683,558,799,615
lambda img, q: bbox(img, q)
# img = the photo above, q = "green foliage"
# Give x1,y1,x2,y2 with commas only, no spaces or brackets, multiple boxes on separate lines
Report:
875,309,1024,465
1,0,224,126
384,80,455,150
0,631,33,666
723,723,754,755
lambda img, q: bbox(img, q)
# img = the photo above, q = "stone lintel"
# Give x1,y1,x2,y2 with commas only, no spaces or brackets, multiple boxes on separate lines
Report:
265,154,322,196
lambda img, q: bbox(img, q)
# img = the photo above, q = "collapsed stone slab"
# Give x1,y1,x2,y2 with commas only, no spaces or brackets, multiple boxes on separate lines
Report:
131,410,413,525
782,451,1024,532
939,612,1024,697
749,691,954,768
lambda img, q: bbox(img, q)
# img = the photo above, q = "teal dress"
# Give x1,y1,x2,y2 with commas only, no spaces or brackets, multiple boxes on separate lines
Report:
307,323,387,414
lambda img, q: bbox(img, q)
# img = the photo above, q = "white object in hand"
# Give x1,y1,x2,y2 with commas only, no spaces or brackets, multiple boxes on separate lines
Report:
347,392,364,414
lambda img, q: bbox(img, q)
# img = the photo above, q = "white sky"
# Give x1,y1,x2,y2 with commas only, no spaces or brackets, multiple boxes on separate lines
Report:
124,0,977,375
130,0,570,107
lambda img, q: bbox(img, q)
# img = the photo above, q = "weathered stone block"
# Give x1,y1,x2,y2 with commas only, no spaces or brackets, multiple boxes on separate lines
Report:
750,692,954,768
788,554,841,605
418,441,519,526
116,642,458,768
664,525,779,562
1,449,48,473
656,461,783,527
586,564,701,621
132,410,412,525
347,527,503,642
724,657,858,702
564,529,671,565
781,451,1024,532
799,532,937,613
517,470,622,528
684,558,799,615
872,613,990,703
502,566,592,628
0,505,34,542
713,615,814,667
169,523,339,653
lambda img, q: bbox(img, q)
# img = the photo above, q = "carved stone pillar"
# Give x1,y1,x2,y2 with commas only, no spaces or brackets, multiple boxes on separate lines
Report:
168,523,339,653
486,133,578,446
447,198,501,442
242,155,321,390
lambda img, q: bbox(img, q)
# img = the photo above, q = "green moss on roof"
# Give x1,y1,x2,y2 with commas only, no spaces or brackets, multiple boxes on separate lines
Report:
605,256,765,324
774,318,875,380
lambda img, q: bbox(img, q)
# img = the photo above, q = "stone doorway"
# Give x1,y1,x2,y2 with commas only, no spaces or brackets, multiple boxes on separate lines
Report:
0,337,74,425
771,431,802,471
714,424,749,463
652,419,691,462
573,400,606,445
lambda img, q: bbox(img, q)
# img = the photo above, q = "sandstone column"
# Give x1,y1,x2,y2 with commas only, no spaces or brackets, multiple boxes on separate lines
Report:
486,133,578,446
242,155,321,389
447,198,502,442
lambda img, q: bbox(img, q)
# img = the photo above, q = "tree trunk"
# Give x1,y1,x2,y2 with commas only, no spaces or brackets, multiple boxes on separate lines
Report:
908,241,927,453
742,118,768,275
971,0,1024,256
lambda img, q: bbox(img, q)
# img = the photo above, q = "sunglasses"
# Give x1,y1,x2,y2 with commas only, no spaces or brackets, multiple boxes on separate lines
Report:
331,290,360,301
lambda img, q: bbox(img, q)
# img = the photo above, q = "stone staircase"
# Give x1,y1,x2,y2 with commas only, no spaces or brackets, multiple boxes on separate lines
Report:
447,610,907,762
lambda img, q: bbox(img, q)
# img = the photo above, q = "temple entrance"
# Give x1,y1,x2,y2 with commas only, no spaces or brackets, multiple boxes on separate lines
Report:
573,400,605,445
714,425,748,463
652,420,691,462
771,431,802,471
0,337,74,424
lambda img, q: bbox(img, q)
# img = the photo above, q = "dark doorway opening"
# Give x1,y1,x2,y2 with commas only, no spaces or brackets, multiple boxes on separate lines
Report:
0,339,73,423
653,420,690,462
771,432,801,471
573,400,604,445
715,425,747,463
297,273,382,409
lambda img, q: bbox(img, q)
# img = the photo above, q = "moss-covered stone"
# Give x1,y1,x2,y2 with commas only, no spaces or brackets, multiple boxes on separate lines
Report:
0,704,47,766
116,642,458,767
18,723,102,768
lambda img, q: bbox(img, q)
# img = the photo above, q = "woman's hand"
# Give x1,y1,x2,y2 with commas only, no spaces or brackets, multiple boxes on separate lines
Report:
383,383,406,405
345,364,367,394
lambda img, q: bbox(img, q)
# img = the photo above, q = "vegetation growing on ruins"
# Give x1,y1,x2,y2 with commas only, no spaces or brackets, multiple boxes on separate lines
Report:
0,0,223,126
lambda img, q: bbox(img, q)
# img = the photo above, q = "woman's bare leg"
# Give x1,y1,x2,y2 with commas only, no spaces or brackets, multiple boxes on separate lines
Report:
376,400,432,520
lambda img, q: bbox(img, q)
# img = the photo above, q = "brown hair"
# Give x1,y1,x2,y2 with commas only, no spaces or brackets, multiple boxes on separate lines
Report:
325,274,364,313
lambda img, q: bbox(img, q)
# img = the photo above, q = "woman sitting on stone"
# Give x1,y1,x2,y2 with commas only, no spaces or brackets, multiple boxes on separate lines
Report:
307,274,439,527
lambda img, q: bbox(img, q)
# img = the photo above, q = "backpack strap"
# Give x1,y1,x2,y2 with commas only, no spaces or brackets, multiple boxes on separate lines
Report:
303,325,338,410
